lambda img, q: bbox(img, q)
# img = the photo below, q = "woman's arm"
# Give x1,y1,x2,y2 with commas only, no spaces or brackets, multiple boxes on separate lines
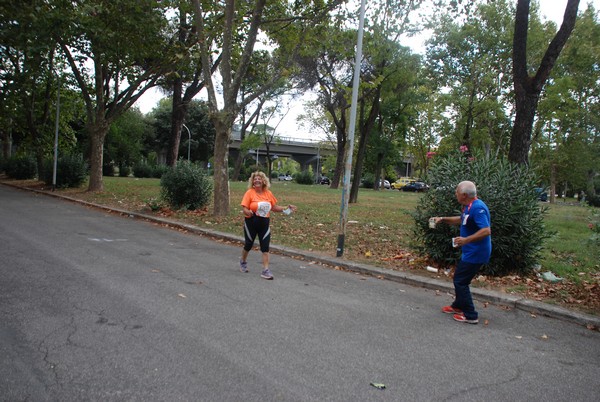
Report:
272,204,297,213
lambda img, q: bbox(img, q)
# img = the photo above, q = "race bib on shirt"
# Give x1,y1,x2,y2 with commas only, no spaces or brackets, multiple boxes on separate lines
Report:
256,201,272,217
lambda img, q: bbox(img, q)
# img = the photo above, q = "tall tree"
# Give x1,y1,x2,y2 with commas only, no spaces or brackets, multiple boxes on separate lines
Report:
148,98,215,164
231,50,290,181
349,0,425,202
508,0,580,164
0,0,79,172
531,5,600,198
56,0,174,191
425,0,514,156
191,0,343,215
162,2,222,167
294,25,356,189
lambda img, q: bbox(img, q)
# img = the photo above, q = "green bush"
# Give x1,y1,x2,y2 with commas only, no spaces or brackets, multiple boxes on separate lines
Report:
133,162,154,178
237,164,258,182
585,194,600,208
42,155,87,188
361,173,375,188
118,165,131,177
160,161,213,210
6,155,37,179
295,170,314,185
414,153,552,277
152,164,169,178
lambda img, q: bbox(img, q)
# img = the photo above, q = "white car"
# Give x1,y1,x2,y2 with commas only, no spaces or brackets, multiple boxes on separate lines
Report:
278,174,293,181
380,180,391,189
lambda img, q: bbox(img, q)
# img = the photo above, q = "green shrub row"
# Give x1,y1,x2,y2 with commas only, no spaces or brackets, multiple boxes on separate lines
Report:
132,162,169,178
5,155,37,180
42,155,88,188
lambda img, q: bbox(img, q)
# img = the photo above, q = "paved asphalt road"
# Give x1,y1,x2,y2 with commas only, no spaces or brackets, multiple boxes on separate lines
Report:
1,185,599,401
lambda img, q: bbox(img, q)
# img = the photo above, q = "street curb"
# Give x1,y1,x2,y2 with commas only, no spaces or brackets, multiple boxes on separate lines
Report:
3,182,599,330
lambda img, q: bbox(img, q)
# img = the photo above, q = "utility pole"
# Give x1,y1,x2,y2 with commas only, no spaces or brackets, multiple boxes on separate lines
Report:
52,75,60,191
336,0,366,257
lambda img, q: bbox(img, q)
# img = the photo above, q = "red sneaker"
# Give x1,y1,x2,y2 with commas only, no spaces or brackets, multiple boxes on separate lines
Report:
453,313,479,324
441,305,462,314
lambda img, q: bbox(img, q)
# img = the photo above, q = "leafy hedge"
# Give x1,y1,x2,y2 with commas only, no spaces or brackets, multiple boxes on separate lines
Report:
133,162,154,178
414,153,552,277
160,161,213,210
133,162,168,178
5,155,37,179
585,194,600,208
295,170,314,185
42,155,87,188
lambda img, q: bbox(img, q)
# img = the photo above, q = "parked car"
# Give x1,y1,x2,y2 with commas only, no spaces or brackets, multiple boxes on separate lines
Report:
535,187,548,202
401,181,429,192
319,176,330,185
391,177,414,190
379,179,391,189
278,174,293,181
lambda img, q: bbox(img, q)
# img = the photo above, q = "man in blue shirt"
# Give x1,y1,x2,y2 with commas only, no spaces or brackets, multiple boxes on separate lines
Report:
433,181,491,324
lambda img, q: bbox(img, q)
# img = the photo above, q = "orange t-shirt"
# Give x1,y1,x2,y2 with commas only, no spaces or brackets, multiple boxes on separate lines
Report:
241,188,278,218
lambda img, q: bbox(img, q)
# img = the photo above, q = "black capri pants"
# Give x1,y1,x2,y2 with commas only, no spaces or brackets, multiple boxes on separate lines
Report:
243,216,271,253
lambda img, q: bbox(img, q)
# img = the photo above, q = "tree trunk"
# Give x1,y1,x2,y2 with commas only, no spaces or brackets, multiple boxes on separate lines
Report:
509,89,540,164
550,162,556,203
167,79,186,166
349,130,368,203
87,123,109,192
1,129,10,159
330,126,346,190
231,153,245,181
350,90,380,203
374,153,384,192
211,116,232,216
463,85,476,150
509,0,580,164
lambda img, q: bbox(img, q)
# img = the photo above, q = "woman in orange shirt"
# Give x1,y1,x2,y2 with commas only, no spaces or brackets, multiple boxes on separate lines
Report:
240,171,297,279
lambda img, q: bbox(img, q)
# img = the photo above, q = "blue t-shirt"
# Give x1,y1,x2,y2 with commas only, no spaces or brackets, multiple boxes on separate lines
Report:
460,199,492,264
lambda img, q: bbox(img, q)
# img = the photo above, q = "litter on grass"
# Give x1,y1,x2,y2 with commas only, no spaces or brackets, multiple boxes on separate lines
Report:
540,271,564,282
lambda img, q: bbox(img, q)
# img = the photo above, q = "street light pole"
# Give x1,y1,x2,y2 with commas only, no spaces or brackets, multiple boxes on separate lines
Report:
336,0,366,257
316,143,321,184
52,74,60,191
182,123,191,162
